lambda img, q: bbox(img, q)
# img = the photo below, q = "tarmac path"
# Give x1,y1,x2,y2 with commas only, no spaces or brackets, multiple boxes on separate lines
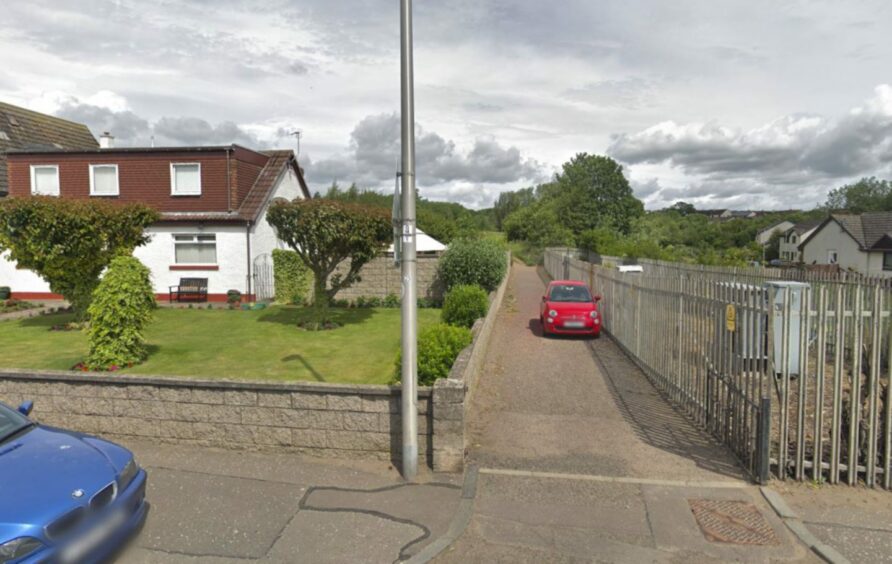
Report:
436,263,816,563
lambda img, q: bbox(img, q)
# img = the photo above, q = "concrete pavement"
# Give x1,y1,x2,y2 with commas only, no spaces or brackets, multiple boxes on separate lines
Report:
437,263,818,562
118,441,462,563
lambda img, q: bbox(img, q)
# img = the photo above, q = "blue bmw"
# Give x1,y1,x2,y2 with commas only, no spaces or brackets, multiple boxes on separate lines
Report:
0,400,148,564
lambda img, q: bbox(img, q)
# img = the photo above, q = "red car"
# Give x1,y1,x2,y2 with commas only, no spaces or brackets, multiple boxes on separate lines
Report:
540,280,602,337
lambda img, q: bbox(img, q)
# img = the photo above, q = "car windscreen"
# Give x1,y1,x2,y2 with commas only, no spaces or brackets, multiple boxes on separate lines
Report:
548,284,592,302
0,403,29,442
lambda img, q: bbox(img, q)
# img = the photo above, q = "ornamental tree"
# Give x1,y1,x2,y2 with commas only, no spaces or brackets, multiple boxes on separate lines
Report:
266,198,392,328
0,197,158,320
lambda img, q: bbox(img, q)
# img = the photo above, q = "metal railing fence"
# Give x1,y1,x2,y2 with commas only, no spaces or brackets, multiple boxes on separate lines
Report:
544,248,892,489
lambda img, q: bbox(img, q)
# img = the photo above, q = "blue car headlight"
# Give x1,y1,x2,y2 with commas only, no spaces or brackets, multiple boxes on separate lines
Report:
117,458,140,492
0,536,43,563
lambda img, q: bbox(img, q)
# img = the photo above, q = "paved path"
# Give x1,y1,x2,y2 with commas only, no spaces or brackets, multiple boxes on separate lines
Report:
437,264,816,563
118,441,461,563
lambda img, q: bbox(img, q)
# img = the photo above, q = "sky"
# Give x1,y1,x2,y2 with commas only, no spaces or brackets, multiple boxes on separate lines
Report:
2,0,892,210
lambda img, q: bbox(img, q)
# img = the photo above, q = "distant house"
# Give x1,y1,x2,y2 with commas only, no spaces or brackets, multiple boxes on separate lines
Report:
756,220,795,246
0,101,99,197
799,212,892,276
779,221,821,263
1,143,310,301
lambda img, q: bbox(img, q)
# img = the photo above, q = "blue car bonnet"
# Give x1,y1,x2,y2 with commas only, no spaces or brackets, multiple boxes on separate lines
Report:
0,425,122,535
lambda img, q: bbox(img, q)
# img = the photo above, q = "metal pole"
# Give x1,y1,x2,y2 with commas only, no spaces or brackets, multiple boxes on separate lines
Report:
399,0,419,481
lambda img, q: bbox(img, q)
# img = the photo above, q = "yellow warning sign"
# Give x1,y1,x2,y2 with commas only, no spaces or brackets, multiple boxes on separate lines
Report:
726,304,737,332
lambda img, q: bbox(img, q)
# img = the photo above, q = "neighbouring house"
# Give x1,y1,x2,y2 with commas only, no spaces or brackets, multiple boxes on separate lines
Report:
778,220,821,263
756,220,795,246
0,101,99,198
799,212,892,276
1,142,310,301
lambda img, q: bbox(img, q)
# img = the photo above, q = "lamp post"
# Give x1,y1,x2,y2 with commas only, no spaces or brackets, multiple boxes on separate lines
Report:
399,0,419,482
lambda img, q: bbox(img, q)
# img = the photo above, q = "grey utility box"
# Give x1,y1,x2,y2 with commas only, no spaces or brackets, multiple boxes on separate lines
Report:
765,281,810,376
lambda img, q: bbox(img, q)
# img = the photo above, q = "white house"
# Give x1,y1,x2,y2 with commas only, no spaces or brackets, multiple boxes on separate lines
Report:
799,212,892,276
1,144,310,301
756,220,795,246
778,220,821,263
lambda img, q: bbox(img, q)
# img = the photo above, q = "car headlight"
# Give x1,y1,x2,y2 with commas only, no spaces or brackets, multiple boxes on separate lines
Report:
0,537,43,563
590,311,599,319
117,458,140,491
548,310,558,318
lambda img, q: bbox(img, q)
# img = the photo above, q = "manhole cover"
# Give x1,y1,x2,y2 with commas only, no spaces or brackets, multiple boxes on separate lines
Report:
689,499,779,546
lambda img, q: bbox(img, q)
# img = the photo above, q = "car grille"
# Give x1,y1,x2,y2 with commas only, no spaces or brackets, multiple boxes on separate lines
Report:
45,507,86,540
90,482,117,512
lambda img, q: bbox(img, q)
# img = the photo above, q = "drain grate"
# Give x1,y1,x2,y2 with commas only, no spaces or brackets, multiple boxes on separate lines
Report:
689,499,779,546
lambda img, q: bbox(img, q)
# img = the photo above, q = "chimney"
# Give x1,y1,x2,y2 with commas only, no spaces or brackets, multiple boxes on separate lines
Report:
99,131,114,149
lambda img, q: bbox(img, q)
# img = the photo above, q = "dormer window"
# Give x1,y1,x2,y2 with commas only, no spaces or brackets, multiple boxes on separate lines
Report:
170,163,201,196
89,164,119,196
30,165,59,196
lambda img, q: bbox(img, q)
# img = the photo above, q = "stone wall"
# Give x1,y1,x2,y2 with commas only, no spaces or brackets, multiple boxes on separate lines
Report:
0,371,432,464
431,253,512,472
330,255,444,301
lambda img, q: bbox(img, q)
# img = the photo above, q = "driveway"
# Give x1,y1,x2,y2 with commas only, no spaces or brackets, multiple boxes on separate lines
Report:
436,263,817,562
117,441,461,563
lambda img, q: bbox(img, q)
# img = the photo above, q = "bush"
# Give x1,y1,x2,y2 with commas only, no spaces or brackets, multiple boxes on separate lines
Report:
438,238,506,292
442,284,488,328
394,323,473,386
383,294,400,308
85,255,155,370
226,289,242,304
272,249,311,305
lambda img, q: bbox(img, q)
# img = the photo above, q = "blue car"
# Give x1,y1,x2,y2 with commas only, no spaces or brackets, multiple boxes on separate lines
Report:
0,400,148,563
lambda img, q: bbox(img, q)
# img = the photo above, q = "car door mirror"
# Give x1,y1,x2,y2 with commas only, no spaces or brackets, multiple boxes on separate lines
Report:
594,294,603,302
18,400,33,416
541,296,547,302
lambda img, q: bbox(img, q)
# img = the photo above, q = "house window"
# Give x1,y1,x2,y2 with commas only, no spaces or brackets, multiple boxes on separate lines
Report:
884,253,892,271
89,164,119,196
828,250,838,264
170,163,201,195
30,165,59,196
174,234,217,264
790,235,797,244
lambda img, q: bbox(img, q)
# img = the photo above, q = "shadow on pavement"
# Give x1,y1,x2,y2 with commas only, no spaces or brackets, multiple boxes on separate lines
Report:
589,336,747,481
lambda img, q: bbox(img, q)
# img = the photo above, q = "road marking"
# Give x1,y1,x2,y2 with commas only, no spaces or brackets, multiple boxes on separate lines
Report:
479,467,750,489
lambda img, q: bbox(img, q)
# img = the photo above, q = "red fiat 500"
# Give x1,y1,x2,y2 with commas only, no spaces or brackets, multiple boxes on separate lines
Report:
540,280,602,337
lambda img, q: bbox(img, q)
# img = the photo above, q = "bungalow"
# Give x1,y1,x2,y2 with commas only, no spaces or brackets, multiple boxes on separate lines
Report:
0,101,99,198
799,212,892,277
1,141,310,301
778,220,820,263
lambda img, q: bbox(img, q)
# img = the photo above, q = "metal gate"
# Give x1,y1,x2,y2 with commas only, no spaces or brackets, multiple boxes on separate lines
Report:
253,253,274,302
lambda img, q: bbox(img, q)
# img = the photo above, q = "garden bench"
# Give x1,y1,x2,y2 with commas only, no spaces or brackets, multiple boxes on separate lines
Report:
169,278,208,303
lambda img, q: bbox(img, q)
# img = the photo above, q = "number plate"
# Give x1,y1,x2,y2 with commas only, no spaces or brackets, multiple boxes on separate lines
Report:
563,321,585,328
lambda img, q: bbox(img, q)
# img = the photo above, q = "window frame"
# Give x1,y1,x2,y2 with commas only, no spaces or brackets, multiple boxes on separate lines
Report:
884,252,892,272
29,164,60,196
828,250,838,264
172,233,217,266
170,162,202,196
88,163,120,197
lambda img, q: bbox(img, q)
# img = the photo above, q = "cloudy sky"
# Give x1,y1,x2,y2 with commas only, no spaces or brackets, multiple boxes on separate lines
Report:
2,0,892,210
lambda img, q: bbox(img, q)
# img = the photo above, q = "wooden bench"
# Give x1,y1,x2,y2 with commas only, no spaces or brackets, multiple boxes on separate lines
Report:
169,278,209,303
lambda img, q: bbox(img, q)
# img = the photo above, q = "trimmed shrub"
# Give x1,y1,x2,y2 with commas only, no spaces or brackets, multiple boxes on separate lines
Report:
438,238,506,292
86,255,156,370
394,323,472,386
442,284,488,328
272,249,311,305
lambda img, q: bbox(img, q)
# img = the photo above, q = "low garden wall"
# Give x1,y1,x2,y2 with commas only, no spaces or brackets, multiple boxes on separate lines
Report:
431,252,512,472
0,371,433,464
331,255,444,301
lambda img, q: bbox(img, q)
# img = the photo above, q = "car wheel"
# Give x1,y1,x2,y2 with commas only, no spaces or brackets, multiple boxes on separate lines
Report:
540,317,549,337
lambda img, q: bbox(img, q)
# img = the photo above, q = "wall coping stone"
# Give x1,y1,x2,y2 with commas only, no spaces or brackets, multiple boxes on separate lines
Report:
0,368,432,398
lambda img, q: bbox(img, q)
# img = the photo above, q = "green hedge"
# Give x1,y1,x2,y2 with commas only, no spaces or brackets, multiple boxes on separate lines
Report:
438,238,506,292
394,323,472,386
442,284,488,328
86,255,155,370
272,249,311,305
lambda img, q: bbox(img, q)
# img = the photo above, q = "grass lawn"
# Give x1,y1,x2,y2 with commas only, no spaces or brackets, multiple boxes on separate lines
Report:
0,306,441,385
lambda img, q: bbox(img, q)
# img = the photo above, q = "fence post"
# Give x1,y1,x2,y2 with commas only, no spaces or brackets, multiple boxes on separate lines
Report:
758,397,772,484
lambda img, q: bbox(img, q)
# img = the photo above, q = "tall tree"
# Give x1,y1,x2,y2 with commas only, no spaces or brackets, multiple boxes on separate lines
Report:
553,154,644,236
0,197,158,320
825,177,892,212
266,199,391,329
